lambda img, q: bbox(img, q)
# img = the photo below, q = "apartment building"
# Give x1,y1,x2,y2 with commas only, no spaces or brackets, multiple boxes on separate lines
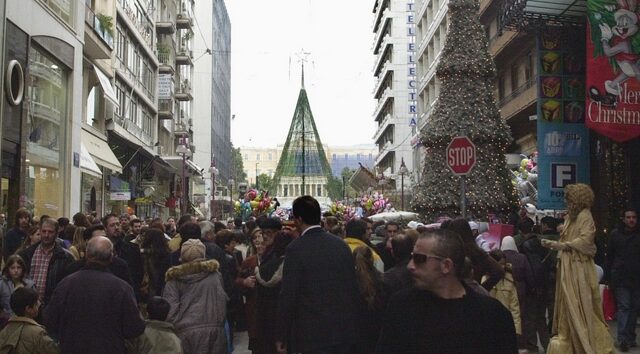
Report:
371,0,416,188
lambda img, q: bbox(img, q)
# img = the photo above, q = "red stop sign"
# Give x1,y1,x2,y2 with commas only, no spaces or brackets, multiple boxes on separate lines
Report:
446,136,476,175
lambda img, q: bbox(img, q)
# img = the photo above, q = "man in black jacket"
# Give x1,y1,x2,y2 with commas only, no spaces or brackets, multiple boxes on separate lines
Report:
3,208,31,261
102,214,143,301
275,196,361,354
43,236,145,354
383,233,415,295
376,229,517,353
18,218,74,307
605,208,640,351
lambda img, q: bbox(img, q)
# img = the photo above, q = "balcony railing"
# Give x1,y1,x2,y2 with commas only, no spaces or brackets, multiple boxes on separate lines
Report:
498,79,535,107
119,0,154,48
85,5,114,49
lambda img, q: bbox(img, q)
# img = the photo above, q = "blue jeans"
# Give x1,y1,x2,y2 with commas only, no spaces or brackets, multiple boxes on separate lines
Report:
615,286,640,345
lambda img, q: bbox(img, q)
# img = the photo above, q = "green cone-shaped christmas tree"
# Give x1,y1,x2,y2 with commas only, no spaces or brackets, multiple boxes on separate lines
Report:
412,0,518,220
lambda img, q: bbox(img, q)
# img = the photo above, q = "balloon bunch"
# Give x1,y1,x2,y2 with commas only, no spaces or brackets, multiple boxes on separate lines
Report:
233,189,276,221
329,201,356,222
360,192,392,216
511,152,538,205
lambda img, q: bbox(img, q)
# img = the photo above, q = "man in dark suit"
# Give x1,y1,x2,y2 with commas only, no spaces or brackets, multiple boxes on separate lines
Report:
276,195,361,354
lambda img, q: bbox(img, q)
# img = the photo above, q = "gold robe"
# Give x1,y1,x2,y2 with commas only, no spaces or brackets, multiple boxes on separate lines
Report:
547,209,614,354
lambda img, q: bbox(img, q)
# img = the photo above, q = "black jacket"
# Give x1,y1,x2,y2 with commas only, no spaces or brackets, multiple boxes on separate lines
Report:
606,227,640,288
43,264,145,354
112,237,143,299
203,239,232,296
383,259,413,295
64,256,134,289
275,226,362,352
18,242,74,306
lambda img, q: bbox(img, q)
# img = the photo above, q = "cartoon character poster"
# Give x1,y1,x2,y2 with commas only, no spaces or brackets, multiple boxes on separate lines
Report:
587,0,640,142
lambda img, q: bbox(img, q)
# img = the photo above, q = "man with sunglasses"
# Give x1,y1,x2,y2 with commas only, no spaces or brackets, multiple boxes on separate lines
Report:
376,229,518,353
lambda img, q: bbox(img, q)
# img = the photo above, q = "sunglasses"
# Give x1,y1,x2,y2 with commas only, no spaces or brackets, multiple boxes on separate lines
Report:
411,252,445,265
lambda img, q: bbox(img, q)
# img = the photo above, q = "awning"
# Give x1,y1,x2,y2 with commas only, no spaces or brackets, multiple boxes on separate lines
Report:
81,130,123,173
163,156,204,176
80,143,102,177
500,0,586,31
94,64,119,107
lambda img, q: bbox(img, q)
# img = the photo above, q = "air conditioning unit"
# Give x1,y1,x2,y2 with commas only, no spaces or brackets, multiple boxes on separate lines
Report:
187,118,193,126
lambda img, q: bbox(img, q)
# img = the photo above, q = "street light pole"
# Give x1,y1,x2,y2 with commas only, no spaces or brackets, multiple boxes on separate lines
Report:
176,136,192,216
210,159,217,220
255,162,259,190
398,158,409,211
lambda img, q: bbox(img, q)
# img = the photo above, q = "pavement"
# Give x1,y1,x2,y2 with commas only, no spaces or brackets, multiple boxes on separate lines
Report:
230,321,640,354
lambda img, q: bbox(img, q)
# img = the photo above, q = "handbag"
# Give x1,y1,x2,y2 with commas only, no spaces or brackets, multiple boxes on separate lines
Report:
602,285,616,321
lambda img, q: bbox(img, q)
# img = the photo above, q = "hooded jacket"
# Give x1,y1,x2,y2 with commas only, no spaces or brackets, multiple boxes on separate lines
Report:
163,259,227,354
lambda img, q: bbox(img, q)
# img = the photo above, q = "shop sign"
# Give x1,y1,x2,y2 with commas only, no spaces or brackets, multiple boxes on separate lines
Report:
536,28,590,210
586,1,640,142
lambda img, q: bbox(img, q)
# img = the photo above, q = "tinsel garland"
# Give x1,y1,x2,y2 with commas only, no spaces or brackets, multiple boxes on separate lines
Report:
411,0,519,220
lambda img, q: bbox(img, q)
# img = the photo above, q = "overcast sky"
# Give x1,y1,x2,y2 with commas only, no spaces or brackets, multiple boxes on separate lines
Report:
226,0,377,148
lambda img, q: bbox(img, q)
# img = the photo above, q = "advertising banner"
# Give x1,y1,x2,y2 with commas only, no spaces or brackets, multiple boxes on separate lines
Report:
537,28,590,210
586,0,640,142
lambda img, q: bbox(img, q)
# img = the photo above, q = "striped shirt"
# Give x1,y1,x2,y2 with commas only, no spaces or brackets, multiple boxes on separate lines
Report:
31,245,54,300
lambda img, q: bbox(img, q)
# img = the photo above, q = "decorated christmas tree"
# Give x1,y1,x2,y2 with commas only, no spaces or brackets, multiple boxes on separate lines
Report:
411,0,518,220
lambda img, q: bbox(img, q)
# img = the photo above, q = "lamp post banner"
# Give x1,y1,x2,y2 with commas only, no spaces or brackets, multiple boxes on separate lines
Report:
586,1,640,142
536,27,590,210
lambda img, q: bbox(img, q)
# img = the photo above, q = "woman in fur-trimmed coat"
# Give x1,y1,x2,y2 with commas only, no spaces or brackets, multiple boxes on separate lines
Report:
163,239,228,354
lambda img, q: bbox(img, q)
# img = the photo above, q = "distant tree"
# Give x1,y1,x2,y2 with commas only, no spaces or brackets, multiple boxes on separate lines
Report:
327,168,357,201
232,145,247,183
255,173,274,193
327,175,343,201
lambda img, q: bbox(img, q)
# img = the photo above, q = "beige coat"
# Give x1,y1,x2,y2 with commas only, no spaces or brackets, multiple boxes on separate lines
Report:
490,271,521,335
163,259,227,354
144,320,182,354
0,316,59,354
547,209,614,354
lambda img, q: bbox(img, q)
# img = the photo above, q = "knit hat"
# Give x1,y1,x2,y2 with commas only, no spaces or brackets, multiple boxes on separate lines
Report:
180,239,206,262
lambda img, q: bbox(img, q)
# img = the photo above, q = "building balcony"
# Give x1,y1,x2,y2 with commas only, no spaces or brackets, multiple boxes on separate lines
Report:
157,51,175,74
488,30,518,57
374,142,394,166
156,19,176,34
175,80,193,101
174,122,189,136
373,67,393,98
373,37,392,71
375,124,394,146
176,1,194,29
158,99,174,120
176,46,193,66
31,101,61,124
372,88,393,120
372,114,392,142
499,79,536,121
84,5,114,59
372,2,389,33
30,61,63,87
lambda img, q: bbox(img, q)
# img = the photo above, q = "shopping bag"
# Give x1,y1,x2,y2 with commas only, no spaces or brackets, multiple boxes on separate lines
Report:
602,286,616,321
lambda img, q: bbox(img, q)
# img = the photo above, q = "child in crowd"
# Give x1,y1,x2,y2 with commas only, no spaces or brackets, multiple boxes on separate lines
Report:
487,249,522,336
0,287,59,353
144,296,183,354
0,255,36,323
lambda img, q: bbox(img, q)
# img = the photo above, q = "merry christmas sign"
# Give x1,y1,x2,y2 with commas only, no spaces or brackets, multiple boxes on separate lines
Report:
587,0,640,142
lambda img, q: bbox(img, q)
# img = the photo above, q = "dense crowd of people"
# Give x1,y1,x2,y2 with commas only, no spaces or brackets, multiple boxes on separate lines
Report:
0,183,634,353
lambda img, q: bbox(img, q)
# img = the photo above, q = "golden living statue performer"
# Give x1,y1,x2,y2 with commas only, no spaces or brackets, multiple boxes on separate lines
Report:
542,183,614,354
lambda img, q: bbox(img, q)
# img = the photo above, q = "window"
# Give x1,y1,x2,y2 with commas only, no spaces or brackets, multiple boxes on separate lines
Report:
284,185,288,197
511,64,519,91
268,153,273,161
256,153,260,161
498,74,506,100
524,52,533,82
244,154,248,160
317,186,322,196
332,154,336,160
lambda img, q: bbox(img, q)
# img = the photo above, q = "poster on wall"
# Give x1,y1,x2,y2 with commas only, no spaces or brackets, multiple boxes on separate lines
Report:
537,27,591,210
586,0,640,142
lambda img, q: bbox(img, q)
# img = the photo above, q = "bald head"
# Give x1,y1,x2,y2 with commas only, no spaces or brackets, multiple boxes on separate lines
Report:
86,236,114,265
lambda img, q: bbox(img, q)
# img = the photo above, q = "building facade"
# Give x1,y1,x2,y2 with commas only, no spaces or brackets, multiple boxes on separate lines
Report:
1,0,86,220
371,0,417,190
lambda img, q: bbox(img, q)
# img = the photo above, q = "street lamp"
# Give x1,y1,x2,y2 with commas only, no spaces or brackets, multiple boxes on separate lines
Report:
176,136,192,215
210,159,218,220
377,167,387,195
398,158,409,211
255,162,259,190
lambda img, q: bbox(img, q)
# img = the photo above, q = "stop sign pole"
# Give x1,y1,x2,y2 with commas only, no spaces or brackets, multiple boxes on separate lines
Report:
446,136,476,219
